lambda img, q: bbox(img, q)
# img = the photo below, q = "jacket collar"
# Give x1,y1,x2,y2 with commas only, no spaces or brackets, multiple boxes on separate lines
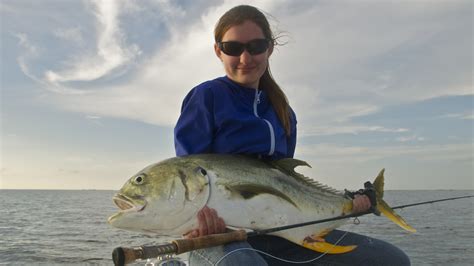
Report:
218,76,268,106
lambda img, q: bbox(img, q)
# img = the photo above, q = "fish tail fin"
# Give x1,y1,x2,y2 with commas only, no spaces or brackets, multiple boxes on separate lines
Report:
374,169,416,233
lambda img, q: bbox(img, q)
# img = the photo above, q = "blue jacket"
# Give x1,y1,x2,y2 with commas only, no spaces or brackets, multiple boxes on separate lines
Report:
174,76,297,160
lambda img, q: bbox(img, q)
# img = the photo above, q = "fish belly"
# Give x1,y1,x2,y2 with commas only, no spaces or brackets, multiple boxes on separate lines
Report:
207,187,347,247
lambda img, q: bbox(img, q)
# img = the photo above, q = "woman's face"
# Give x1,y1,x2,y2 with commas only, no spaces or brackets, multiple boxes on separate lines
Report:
214,20,273,89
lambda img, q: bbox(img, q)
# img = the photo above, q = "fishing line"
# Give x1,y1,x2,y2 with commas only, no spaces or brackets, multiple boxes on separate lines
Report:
213,216,370,265
213,231,350,266
392,195,473,210
353,217,360,225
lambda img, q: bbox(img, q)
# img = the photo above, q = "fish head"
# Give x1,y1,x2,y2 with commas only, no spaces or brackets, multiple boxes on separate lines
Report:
108,157,211,235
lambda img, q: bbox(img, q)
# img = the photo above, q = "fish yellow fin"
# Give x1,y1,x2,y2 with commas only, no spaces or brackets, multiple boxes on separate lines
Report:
343,200,353,215
374,169,416,233
302,237,357,254
378,199,416,233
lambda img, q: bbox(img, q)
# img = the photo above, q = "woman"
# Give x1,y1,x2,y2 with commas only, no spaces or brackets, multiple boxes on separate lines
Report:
174,5,410,265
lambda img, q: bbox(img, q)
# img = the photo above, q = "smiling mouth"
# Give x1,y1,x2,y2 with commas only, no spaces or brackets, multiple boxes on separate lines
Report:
113,194,147,212
238,67,256,71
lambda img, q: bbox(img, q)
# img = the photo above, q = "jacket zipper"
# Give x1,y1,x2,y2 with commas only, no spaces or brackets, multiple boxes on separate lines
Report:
254,89,275,156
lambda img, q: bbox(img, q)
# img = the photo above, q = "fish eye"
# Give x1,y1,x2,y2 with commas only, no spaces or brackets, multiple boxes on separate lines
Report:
197,167,207,176
133,174,146,185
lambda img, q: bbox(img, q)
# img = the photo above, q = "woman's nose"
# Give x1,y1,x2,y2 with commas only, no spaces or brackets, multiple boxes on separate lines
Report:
239,50,253,64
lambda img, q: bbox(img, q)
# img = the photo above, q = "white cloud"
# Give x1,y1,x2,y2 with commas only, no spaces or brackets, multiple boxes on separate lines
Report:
463,114,474,120
86,115,101,120
437,112,474,120
396,135,425,143
5,1,471,190
297,143,472,164
14,33,41,83
85,115,103,126
291,141,473,189
300,125,409,137
44,0,141,86
271,0,472,125
53,27,84,45
13,32,89,94
12,0,472,129
43,0,281,126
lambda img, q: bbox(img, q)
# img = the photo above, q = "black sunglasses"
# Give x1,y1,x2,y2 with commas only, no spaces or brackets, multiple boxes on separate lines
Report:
218,39,270,56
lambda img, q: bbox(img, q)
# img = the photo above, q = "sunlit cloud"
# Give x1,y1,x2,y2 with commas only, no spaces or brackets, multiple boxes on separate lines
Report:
44,0,141,86
463,114,474,120
297,143,472,164
53,27,85,45
273,1,472,125
11,0,471,129
300,125,409,137
396,135,425,143
2,0,472,190
44,0,278,126
436,112,474,120
14,33,41,84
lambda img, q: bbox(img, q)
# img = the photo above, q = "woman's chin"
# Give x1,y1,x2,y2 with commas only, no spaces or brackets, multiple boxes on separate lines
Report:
232,76,260,89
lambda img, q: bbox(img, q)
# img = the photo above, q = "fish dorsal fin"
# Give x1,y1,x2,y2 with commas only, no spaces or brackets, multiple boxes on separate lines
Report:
270,158,311,172
269,158,341,195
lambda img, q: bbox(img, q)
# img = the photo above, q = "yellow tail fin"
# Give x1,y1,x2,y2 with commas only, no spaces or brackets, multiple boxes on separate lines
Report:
302,240,357,254
374,169,416,233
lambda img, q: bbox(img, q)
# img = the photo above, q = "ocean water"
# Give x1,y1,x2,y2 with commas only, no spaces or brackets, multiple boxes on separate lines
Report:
0,190,472,265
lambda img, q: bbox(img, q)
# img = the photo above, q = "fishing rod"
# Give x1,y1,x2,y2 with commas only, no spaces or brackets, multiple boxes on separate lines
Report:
112,195,473,266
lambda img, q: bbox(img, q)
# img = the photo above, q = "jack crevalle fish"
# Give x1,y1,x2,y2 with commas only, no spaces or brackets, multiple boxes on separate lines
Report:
108,154,415,254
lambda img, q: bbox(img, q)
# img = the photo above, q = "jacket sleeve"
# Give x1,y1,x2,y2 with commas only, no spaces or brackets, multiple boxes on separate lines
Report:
286,108,298,158
174,85,215,156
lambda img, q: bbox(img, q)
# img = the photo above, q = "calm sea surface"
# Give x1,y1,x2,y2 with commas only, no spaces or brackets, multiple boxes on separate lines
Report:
0,190,472,265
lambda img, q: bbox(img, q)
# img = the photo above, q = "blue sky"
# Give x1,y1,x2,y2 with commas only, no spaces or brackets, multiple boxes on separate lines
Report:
1,0,472,190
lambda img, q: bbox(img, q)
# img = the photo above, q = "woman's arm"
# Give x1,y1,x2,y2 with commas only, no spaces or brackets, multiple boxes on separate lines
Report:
287,108,297,158
174,86,215,156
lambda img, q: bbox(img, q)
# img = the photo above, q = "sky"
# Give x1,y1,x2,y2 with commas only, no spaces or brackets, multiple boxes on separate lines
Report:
0,0,472,190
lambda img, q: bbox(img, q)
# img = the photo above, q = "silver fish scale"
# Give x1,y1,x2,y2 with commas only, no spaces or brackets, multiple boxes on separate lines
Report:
195,154,347,206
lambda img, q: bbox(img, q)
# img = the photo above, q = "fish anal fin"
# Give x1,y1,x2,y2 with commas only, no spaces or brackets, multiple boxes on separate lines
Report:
311,228,332,238
302,237,357,254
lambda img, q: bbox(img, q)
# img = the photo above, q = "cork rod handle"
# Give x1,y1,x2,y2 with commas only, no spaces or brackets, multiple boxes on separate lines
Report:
112,230,248,265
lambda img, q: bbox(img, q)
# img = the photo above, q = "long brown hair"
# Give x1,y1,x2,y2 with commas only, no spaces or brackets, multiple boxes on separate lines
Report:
214,5,292,136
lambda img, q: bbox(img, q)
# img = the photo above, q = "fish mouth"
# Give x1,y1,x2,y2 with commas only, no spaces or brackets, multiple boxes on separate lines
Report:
113,193,147,213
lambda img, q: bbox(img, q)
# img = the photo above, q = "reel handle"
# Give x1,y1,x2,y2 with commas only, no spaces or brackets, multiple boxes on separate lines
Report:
113,230,247,265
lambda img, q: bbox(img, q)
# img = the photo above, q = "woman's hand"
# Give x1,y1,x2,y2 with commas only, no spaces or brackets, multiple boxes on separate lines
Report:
352,194,372,213
184,206,226,238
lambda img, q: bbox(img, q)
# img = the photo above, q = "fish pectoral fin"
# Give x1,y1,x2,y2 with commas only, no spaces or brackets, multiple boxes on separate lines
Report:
302,237,357,254
226,184,299,208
